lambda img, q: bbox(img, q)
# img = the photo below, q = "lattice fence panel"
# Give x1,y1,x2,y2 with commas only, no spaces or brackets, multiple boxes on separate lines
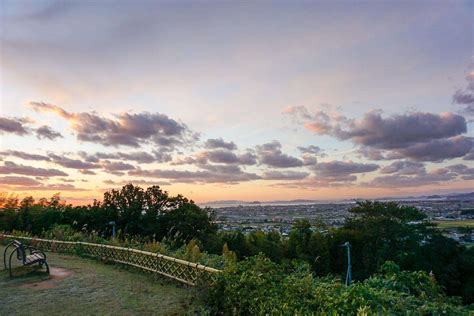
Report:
1,234,219,286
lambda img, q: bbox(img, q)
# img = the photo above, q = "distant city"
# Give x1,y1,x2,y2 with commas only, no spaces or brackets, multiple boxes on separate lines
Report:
202,192,474,245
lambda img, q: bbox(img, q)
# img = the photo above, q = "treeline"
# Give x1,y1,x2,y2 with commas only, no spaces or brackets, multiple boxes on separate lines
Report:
0,184,473,306
0,185,219,250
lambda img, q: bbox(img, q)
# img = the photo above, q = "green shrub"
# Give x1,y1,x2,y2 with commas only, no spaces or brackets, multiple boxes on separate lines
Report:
206,255,470,315
44,224,84,241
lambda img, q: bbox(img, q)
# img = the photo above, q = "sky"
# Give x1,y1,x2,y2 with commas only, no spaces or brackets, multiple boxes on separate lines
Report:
0,0,473,204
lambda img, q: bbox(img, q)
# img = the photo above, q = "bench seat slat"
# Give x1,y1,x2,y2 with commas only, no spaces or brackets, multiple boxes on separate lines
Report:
25,253,44,264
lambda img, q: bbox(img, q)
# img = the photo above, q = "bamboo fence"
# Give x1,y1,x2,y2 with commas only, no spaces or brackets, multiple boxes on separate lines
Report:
0,234,220,286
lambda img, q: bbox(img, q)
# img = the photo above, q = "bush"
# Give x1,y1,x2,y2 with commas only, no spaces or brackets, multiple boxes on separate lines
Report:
206,255,470,315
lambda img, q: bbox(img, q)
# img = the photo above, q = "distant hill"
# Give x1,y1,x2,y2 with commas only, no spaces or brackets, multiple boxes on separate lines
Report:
200,191,474,207
445,192,474,200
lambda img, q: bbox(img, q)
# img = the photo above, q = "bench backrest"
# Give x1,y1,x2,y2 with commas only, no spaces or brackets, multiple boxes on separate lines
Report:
12,240,26,263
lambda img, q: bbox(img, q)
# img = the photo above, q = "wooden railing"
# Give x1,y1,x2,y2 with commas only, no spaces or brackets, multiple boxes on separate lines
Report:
0,234,220,286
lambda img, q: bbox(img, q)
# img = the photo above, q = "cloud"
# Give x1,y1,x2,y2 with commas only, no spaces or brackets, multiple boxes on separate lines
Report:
298,145,324,155
272,161,380,187
196,149,257,165
172,148,257,170
380,161,425,175
48,153,100,169
197,164,244,174
0,176,42,186
0,117,29,135
0,161,68,177
301,154,317,166
312,160,379,178
297,145,324,166
387,136,473,162
319,111,465,149
464,149,474,161
0,117,63,141
261,170,309,180
79,151,158,163
365,162,474,188
447,164,474,180
129,168,260,184
101,161,136,171
152,151,173,163
35,125,63,140
0,150,51,161
49,152,140,173
59,178,75,183
29,101,198,149
103,179,171,186
453,89,474,107
256,141,304,168
269,175,358,189
204,138,237,150
452,70,474,115
356,148,387,161
79,169,96,175
365,168,457,188
9,183,86,191
288,106,471,161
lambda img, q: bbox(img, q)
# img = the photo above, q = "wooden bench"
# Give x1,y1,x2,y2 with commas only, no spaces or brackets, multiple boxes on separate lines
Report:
3,240,49,276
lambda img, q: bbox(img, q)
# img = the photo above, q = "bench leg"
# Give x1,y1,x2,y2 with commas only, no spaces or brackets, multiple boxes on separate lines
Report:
8,249,17,277
43,260,50,274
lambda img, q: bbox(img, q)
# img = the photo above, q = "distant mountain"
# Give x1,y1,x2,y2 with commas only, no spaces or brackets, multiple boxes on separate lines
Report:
201,200,249,206
200,199,344,207
200,191,474,207
445,192,474,200
426,195,442,199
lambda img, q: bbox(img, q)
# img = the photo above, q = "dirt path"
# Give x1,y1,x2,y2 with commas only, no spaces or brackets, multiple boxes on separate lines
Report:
17,267,74,289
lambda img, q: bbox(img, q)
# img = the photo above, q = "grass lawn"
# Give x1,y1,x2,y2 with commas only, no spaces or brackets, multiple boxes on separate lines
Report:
0,245,203,315
433,219,474,229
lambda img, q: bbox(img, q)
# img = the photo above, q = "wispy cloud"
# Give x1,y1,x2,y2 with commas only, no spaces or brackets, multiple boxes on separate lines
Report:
0,161,68,177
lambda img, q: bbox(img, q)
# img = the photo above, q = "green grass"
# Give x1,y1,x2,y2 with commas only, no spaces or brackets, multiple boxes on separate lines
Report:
433,219,474,229
0,245,204,315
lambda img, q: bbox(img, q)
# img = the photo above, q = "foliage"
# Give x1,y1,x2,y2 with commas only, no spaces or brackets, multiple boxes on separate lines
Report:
185,239,203,262
0,184,218,249
2,190,474,306
207,255,470,315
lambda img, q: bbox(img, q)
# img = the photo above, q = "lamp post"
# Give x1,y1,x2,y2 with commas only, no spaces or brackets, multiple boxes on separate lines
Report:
108,221,116,239
341,241,352,286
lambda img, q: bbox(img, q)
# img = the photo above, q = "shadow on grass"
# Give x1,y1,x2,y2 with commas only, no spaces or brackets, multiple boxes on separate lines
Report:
0,265,50,286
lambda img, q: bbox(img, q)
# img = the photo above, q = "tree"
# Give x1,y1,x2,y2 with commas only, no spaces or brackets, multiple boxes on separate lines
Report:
286,219,312,260
340,201,432,279
102,184,147,236
157,201,218,248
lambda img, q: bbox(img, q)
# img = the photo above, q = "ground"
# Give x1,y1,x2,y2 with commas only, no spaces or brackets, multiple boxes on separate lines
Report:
433,219,474,229
0,245,203,315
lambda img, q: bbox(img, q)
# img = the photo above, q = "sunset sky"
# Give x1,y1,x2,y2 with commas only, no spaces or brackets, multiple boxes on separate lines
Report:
1,0,473,204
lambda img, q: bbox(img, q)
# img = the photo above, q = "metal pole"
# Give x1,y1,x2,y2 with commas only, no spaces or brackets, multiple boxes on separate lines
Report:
109,221,116,239
346,242,352,286
341,241,352,286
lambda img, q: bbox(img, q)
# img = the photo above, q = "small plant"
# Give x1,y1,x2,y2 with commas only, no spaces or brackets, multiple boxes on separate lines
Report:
222,243,237,267
185,239,203,263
